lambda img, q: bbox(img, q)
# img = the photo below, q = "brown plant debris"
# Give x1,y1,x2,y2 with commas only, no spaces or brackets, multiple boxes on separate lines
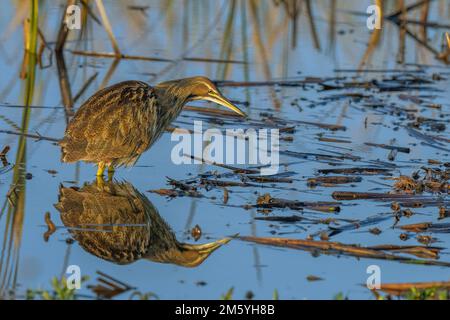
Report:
43,212,56,242
307,176,362,187
255,193,340,213
364,142,410,153
399,222,450,233
327,214,392,237
416,235,436,246
318,167,392,175
191,224,202,241
238,236,450,267
306,275,323,282
400,233,409,241
373,280,450,296
88,271,135,299
148,188,203,198
393,176,419,193
367,245,442,260
439,207,449,220
332,191,416,200
392,167,449,194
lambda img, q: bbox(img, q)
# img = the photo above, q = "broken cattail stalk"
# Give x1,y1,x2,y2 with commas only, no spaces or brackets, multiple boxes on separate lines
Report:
0,145,10,156
368,245,442,260
297,120,346,131
185,154,259,174
256,193,340,212
332,191,415,200
307,176,362,186
148,188,203,198
364,142,410,153
398,221,450,233
238,236,450,267
201,179,258,188
70,50,173,62
214,77,328,87
73,72,98,103
318,137,352,143
439,207,449,220
255,215,303,223
246,176,293,183
318,167,392,175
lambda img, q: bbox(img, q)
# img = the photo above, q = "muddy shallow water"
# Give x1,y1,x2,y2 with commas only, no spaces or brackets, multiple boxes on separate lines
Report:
0,0,449,299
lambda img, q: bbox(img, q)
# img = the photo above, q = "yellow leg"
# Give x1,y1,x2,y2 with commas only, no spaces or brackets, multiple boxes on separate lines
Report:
96,174,105,189
96,162,105,176
107,165,115,181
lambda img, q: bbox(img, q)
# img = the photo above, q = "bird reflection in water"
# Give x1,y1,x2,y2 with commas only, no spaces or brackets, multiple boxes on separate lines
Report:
54,180,230,267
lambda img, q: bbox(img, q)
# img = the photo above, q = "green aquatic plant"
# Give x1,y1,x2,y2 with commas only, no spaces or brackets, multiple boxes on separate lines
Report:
221,287,234,300
403,287,449,300
333,292,348,300
0,0,38,299
26,276,89,300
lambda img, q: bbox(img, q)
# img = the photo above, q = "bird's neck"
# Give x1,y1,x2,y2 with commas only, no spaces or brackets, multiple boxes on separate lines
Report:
155,83,191,112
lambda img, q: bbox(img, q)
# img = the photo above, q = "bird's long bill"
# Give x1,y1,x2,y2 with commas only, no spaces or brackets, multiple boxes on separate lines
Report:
204,94,247,117
176,237,232,267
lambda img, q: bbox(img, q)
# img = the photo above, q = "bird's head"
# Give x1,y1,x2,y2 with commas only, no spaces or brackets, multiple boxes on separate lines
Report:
148,237,232,267
157,76,247,117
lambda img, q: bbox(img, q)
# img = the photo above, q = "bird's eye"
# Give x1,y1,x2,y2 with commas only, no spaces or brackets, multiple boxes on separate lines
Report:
208,90,214,95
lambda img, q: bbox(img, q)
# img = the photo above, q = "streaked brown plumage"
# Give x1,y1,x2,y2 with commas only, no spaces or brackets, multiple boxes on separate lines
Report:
54,180,230,267
59,76,246,176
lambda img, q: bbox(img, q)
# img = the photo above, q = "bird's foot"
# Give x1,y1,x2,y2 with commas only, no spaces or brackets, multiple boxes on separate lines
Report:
96,175,105,190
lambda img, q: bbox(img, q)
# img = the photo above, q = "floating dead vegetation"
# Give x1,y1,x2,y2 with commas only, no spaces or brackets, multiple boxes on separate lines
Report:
43,212,56,242
391,167,449,194
399,222,450,233
439,207,449,220
148,188,203,198
364,142,410,154
367,244,443,260
255,193,340,213
325,213,392,237
318,167,392,175
331,191,448,209
332,191,416,200
238,236,450,267
306,275,323,282
307,176,362,187
317,136,351,144
88,271,135,300
416,235,437,246
191,224,202,241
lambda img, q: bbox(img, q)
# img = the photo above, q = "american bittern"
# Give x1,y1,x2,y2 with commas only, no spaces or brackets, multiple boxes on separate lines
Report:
59,76,246,177
54,180,231,267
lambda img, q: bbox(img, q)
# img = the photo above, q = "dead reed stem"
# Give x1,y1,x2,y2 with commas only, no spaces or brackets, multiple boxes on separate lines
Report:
94,0,121,55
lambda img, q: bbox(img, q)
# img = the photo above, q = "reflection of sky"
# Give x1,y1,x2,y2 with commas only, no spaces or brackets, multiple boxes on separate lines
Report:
0,1,449,299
